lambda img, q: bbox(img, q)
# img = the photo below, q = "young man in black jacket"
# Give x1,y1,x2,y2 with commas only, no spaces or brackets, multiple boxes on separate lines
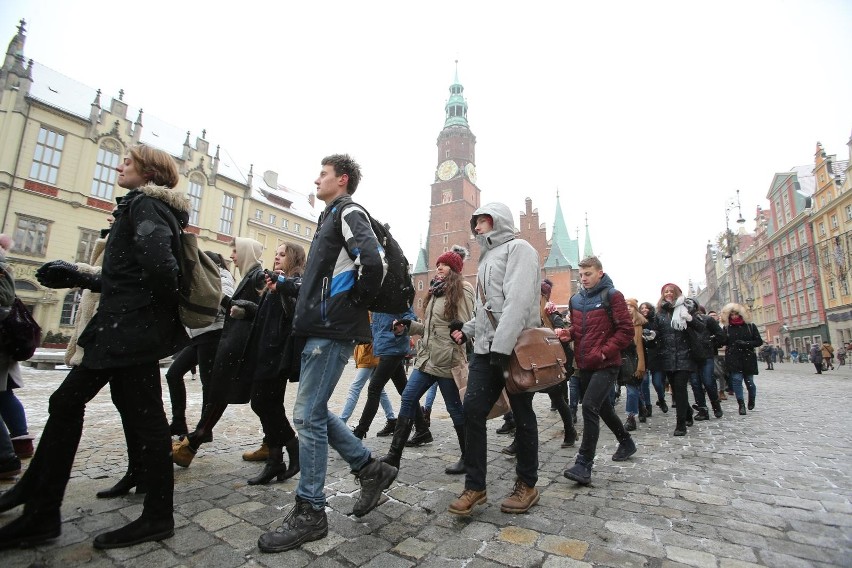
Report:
258,154,397,554
0,144,189,550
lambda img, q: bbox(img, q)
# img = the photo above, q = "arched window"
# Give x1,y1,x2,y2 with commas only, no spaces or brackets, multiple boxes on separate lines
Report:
60,290,82,325
91,139,121,199
13,280,38,291
188,174,204,226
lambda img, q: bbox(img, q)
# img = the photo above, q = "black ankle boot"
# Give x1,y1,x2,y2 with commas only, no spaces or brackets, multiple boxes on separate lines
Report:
248,446,287,485
0,508,61,550
711,400,723,418
738,400,747,415
0,483,26,514
92,515,174,549
96,473,139,499
445,424,466,475
282,437,300,480
747,395,755,410
405,426,433,447
380,416,413,470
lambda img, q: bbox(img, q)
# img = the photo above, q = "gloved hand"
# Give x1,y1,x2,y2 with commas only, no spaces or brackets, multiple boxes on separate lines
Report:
490,352,511,374
229,299,258,320
682,312,693,322
642,329,657,341
391,319,412,334
684,298,698,314
36,260,98,290
449,319,467,345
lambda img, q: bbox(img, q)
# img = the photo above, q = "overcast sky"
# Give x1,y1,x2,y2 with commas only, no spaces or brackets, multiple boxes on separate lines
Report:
3,0,851,304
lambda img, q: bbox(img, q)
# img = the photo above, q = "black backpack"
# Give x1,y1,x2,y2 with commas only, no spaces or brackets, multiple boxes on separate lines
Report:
333,198,415,313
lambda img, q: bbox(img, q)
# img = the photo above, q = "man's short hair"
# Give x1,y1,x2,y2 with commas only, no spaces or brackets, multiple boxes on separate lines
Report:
578,256,602,271
322,154,362,195
128,144,179,188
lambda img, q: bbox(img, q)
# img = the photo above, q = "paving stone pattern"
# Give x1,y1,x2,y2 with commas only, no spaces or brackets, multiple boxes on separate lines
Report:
2,358,851,567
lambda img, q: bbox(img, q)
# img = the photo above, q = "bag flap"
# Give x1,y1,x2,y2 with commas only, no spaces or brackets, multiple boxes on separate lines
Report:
511,328,565,371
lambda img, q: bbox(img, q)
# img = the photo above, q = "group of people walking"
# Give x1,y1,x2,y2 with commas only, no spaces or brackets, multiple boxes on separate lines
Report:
0,147,777,556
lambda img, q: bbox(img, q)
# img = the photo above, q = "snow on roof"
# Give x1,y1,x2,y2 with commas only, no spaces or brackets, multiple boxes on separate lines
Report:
27,62,317,222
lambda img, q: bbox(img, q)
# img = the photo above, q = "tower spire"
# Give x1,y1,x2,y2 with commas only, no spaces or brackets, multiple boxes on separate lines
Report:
544,191,580,268
583,212,595,258
444,60,469,128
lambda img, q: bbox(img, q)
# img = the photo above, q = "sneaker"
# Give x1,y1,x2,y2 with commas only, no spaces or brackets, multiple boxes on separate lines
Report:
375,419,397,437
612,437,637,461
563,454,593,485
257,497,328,553
242,442,269,462
501,440,517,455
624,415,637,431
500,479,540,513
448,489,487,516
496,420,516,435
352,459,398,517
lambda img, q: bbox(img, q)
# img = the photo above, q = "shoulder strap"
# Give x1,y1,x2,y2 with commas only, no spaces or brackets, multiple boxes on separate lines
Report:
476,280,499,329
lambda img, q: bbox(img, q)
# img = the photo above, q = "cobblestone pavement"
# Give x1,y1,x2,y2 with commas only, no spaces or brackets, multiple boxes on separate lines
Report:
2,357,851,567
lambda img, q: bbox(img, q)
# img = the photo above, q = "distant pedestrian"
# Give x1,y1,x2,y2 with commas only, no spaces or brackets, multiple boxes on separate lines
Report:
810,344,823,374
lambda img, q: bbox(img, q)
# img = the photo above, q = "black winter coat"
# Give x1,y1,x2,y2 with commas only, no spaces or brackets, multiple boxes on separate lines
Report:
210,266,263,404
648,303,705,372
723,322,763,376
77,185,189,369
688,315,727,360
643,306,663,372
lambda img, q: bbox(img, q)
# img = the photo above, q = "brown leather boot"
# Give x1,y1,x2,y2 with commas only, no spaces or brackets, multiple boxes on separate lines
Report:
448,489,487,516
500,479,540,514
242,442,269,462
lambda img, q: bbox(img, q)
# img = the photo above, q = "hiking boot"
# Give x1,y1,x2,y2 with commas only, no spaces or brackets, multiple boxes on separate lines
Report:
711,400,723,418
257,497,328,553
496,419,515,435
694,407,710,421
405,428,433,447
92,515,174,549
656,399,669,413
624,415,637,431
612,437,637,461
243,442,269,462
738,400,747,415
563,454,593,485
375,419,397,437
501,439,517,456
448,489,487,516
352,459,397,517
500,479,540,514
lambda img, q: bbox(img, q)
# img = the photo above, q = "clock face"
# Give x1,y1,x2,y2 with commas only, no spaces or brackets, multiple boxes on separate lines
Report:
437,160,459,181
465,163,477,184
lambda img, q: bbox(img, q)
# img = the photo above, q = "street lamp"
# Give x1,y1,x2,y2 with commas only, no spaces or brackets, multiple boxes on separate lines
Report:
745,296,754,310
724,190,746,304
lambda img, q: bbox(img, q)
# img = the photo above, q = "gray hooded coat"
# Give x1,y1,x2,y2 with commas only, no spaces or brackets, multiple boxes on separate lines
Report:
461,203,541,356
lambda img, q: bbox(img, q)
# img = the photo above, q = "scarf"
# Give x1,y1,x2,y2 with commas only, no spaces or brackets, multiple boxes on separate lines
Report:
429,276,447,297
670,295,690,331
729,314,744,326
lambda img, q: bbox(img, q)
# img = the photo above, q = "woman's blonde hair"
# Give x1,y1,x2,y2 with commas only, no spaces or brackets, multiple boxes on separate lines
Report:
280,242,306,277
128,144,180,188
720,302,750,325
626,298,647,326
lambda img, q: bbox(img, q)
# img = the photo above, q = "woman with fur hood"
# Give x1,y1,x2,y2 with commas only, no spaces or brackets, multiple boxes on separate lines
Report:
1,144,190,549
381,245,474,475
172,237,264,467
645,283,705,436
720,303,762,415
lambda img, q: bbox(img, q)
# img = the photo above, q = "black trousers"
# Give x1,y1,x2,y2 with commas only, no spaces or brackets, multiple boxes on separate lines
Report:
18,363,173,520
250,379,296,447
165,331,221,424
576,367,628,461
356,355,426,433
463,353,538,490
665,370,693,428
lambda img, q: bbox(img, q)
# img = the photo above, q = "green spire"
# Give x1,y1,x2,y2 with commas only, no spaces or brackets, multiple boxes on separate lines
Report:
583,212,594,258
444,60,469,128
414,237,429,274
544,191,580,268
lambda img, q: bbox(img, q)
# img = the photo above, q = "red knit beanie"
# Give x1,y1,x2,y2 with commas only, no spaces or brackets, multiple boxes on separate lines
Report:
660,283,683,297
436,246,467,273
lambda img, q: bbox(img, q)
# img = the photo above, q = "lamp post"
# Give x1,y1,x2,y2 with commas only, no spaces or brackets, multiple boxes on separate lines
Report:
745,296,754,310
724,190,746,304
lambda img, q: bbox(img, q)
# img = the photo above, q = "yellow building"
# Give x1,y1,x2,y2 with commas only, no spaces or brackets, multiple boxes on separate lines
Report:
810,140,852,345
0,21,316,342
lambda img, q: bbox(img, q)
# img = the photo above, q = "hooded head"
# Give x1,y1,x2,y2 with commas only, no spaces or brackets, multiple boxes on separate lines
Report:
469,202,516,249
231,237,263,276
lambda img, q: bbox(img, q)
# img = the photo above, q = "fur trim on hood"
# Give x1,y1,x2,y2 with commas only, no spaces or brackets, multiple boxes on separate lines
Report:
138,184,191,214
720,302,751,325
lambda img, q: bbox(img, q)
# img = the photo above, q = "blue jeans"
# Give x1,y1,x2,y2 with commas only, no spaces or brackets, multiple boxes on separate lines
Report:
690,358,719,408
294,338,371,509
0,415,14,460
339,366,395,423
625,384,640,416
568,375,580,411
729,371,756,403
400,369,464,426
651,369,667,403
423,382,438,410
0,388,28,438
640,372,651,407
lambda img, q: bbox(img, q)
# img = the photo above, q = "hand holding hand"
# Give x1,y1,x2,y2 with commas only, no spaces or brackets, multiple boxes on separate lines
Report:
36,260,87,289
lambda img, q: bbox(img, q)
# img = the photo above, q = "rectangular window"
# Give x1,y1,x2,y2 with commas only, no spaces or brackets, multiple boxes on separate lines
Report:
255,209,263,220
781,300,788,318
798,293,806,314
843,276,850,296
829,280,836,300
220,193,235,234
789,297,797,316
60,290,82,326
846,205,852,221
188,178,203,226
91,145,119,199
831,214,838,229
808,290,817,311
75,228,100,263
294,222,301,234
819,222,826,237
13,215,51,256
269,213,276,225
30,126,65,185
305,227,312,238
281,218,289,229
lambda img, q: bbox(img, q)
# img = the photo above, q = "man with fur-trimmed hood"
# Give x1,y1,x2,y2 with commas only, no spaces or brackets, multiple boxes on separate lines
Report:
0,144,189,550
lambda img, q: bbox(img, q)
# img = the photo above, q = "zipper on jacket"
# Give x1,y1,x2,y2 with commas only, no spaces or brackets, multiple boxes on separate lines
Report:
321,276,328,321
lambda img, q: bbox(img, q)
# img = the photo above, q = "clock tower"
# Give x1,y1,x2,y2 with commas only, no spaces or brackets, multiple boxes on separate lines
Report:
412,63,481,315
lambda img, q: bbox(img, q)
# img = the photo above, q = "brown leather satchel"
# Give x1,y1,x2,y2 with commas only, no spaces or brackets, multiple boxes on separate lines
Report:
477,282,566,395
